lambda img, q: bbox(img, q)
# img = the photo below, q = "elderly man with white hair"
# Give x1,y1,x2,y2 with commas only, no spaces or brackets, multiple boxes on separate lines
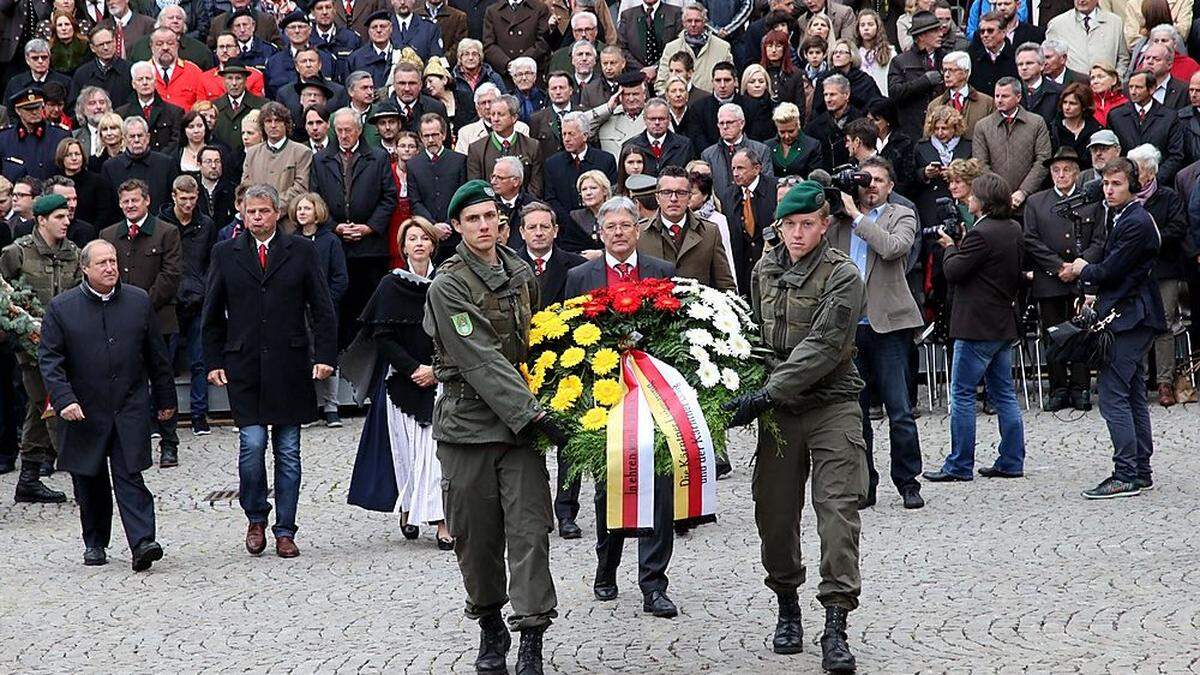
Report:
100,115,179,212
1139,41,1189,108
454,82,531,153
1039,39,1088,86
700,101,774,212
3,40,73,118
547,12,602,75
115,60,184,153
141,25,208,110
924,49,995,140
652,1,732,93
509,56,548,124
126,4,214,71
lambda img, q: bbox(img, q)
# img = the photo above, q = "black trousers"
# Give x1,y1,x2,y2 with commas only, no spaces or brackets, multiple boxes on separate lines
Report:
0,351,20,462
1039,296,1091,394
341,257,391,349
71,434,156,551
553,449,580,524
593,474,673,595
153,334,179,451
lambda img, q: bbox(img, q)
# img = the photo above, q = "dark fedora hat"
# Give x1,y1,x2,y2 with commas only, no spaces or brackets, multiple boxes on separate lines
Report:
1043,146,1082,168
909,10,940,36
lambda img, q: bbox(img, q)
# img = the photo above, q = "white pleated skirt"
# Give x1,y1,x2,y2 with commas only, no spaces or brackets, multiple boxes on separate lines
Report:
385,377,444,525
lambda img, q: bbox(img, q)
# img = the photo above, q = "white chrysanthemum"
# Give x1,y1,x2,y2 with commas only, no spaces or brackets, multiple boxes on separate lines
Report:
697,361,720,388
720,367,740,391
726,335,752,359
686,302,714,321
712,339,735,357
688,344,711,364
713,310,740,335
685,328,714,347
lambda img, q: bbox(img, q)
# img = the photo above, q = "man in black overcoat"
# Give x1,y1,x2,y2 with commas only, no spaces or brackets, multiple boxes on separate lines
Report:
38,239,176,571
202,184,337,559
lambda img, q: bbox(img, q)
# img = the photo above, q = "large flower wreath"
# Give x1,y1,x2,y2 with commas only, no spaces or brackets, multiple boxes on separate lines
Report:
524,277,767,531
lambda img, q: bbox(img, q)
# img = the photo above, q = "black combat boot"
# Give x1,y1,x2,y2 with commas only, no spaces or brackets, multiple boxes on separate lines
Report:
772,590,803,654
820,606,856,673
475,612,511,674
515,626,545,675
14,461,66,503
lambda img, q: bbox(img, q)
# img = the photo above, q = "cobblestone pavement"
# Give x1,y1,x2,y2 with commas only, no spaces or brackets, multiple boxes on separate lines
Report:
2,402,1199,674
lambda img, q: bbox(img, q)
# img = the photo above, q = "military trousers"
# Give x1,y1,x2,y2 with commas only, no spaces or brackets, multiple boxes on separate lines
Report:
19,365,58,464
752,399,867,610
438,441,558,631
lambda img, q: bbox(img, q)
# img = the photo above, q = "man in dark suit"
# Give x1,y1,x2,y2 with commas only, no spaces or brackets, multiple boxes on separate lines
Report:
1065,159,1166,499
98,178,183,467
562,194,679,618
387,61,449,134
334,0,389,36
389,0,445,61
347,11,401,88
1142,43,1189,110
481,0,551,78
97,0,155,58
803,76,863,173
1108,70,1187,183
516,201,586,308
71,27,133,109
219,8,280,69
543,111,617,229
202,184,337,558
312,0,363,77
689,61,742,152
579,45,625,108
116,61,183,154
466,94,543,195
725,149,778,293
309,108,399,348
100,117,179,214
1041,40,1087,87
527,71,577,155
209,64,268,151
622,97,695,173
263,12,337,98
206,0,278,49
616,0,681,78
415,0,467,65
2,40,73,118
408,113,467,259
1179,71,1200,164
887,11,946,141
198,146,237,228
39,239,175,570
967,13,1017,96
491,156,535,246
1015,42,1063,127
992,0,1043,46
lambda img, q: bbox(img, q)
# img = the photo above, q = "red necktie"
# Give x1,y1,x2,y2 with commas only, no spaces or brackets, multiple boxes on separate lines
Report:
651,140,662,158
572,155,581,171
502,139,512,153
430,150,439,162
128,221,139,238
1138,107,1148,123
952,92,963,111
616,262,632,280
258,243,268,270
668,223,681,240
143,104,152,119
115,23,124,58
534,258,545,275
344,0,353,16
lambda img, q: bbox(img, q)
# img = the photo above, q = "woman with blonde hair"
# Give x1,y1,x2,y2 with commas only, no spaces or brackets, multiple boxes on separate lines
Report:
740,63,776,141
1089,61,1128,126
567,170,612,257
87,111,126,173
855,9,895,94
348,215,452,549
914,105,972,230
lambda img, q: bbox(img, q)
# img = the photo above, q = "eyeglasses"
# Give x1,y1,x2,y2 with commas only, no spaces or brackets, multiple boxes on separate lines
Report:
600,222,637,233
657,189,690,199
978,27,998,34
13,191,32,198
28,53,49,61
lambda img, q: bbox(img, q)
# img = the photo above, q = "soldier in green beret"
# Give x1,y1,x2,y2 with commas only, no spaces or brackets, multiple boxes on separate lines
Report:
423,179,568,675
723,180,868,673
0,193,81,503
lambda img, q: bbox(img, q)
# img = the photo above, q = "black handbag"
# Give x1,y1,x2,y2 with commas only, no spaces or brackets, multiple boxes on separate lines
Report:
1045,305,1118,367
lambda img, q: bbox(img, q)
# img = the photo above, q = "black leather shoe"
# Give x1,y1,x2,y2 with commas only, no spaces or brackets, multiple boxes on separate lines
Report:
558,519,581,539
83,547,107,566
593,582,618,601
131,540,163,572
1071,389,1092,411
901,488,925,509
978,466,1024,478
643,590,678,618
401,524,419,540
475,612,511,674
14,462,67,503
1043,390,1070,412
159,447,179,468
772,591,803,654
922,470,972,482
857,484,877,510
821,606,857,673
515,627,545,675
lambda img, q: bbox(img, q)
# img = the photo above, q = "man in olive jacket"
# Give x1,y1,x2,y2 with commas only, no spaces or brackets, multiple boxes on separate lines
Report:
724,181,867,673
424,180,565,675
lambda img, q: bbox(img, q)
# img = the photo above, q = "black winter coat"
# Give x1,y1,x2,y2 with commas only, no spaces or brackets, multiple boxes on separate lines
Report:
308,144,399,259
158,203,217,316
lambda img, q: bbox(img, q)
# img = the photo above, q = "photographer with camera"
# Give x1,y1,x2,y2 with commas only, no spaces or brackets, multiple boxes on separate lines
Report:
1024,147,1106,412
1064,158,1166,499
829,156,926,510
924,171,1026,483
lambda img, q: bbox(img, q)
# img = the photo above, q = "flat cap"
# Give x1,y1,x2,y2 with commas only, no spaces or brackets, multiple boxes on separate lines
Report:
365,9,391,24
278,10,309,28
1087,129,1120,148
218,63,250,76
616,70,645,88
368,100,402,123
229,6,255,21
447,179,497,221
625,173,657,197
32,193,68,217
9,86,44,109
775,180,827,219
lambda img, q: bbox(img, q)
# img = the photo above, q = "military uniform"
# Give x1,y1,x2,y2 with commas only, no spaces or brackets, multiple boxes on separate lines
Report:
0,121,71,182
423,182,558,675
0,203,81,501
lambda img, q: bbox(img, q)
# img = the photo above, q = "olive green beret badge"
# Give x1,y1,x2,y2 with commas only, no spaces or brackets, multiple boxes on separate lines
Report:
451,312,473,337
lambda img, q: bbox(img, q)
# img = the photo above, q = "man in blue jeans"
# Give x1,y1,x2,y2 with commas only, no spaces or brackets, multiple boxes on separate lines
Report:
829,157,926,510
202,184,337,558
924,172,1026,481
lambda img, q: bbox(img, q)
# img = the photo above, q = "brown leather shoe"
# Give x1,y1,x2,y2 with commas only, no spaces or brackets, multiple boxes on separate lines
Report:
245,523,266,555
1158,383,1177,407
275,536,300,558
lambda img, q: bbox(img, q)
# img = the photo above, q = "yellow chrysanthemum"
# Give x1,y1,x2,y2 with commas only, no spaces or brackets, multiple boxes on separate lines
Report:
534,350,557,373
573,322,601,346
593,378,624,407
550,392,574,412
543,318,569,339
544,302,563,313
531,310,557,328
564,295,589,308
591,348,620,375
557,375,583,397
580,407,608,431
559,346,586,368
528,327,545,347
529,370,545,395
558,306,584,321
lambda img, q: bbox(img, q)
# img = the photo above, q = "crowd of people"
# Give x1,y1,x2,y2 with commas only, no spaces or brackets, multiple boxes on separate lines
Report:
0,0,1195,670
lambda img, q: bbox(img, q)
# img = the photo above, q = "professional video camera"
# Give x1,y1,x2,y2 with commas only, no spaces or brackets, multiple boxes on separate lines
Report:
920,197,965,241
830,164,872,193
1052,178,1103,220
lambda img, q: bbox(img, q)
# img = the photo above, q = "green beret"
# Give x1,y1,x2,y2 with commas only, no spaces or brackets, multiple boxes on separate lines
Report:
774,180,827,219
447,179,497,222
32,193,68,217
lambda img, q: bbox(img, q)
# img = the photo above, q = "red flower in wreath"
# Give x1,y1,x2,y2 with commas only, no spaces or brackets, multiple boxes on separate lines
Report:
610,290,643,314
583,299,609,317
652,293,681,312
